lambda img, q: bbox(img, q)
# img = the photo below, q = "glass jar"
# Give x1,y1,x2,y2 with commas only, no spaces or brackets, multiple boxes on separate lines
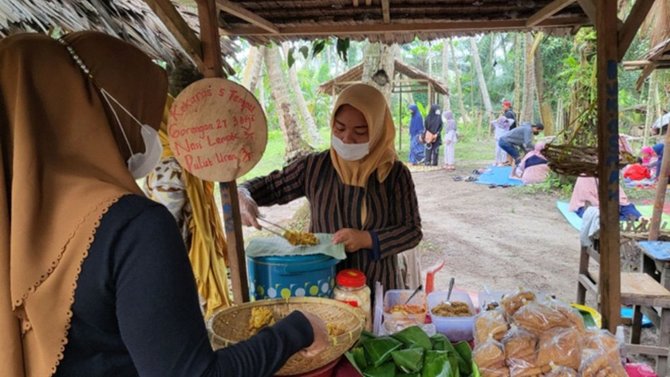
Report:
333,269,371,331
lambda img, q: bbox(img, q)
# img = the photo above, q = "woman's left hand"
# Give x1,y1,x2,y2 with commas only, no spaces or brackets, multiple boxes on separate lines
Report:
332,229,372,252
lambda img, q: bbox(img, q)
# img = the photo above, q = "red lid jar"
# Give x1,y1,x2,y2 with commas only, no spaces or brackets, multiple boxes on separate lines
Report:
336,269,366,288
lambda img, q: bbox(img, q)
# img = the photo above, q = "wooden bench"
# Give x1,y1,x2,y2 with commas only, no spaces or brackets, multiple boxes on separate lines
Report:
577,245,670,376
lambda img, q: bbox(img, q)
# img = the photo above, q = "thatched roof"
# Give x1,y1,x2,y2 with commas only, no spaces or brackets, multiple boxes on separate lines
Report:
0,0,237,74
318,59,448,96
623,37,670,90
218,0,591,45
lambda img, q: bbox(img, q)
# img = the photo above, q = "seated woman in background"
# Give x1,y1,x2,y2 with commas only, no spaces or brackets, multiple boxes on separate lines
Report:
511,142,550,184
568,176,642,221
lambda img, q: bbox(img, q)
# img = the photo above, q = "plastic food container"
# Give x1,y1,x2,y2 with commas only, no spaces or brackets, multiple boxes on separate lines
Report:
427,290,475,342
382,289,427,333
477,290,509,312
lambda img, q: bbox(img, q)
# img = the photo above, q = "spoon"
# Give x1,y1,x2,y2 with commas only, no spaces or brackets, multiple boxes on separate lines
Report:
444,277,455,305
404,284,423,305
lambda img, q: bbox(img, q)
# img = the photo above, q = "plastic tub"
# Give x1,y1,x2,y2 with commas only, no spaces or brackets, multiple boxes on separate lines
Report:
247,254,338,300
427,290,475,342
382,289,427,333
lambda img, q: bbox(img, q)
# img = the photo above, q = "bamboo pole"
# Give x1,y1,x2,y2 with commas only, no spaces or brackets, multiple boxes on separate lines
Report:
196,0,249,304
649,130,670,241
596,0,621,332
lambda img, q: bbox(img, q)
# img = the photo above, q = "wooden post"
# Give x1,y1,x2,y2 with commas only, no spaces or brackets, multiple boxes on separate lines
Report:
196,0,249,304
399,85,403,152
596,0,621,333
649,130,670,241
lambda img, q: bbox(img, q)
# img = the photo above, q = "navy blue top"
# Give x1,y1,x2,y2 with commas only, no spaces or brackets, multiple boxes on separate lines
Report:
54,195,313,377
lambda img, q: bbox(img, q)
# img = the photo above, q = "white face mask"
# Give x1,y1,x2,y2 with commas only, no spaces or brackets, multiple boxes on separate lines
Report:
331,135,369,161
101,89,163,179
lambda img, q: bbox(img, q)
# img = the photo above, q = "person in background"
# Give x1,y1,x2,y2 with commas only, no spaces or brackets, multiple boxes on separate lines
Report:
442,110,458,171
238,83,422,291
502,100,517,130
569,176,642,221
511,142,550,184
407,104,425,165
498,121,544,165
652,142,668,182
492,116,514,166
641,146,656,167
0,32,327,377
424,104,443,166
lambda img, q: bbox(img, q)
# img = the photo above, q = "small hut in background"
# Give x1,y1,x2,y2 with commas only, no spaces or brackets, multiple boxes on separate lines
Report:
318,59,448,150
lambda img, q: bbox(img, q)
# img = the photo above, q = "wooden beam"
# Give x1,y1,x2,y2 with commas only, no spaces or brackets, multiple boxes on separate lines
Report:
222,16,590,37
195,0,250,305
144,0,204,69
596,0,621,333
216,0,279,34
526,0,576,27
617,0,655,61
353,0,359,7
649,129,670,241
381,0,390,23
635,63,658,90
577,0,597,24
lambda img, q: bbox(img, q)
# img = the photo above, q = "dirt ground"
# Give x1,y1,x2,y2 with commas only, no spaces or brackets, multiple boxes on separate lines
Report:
245,161,582,302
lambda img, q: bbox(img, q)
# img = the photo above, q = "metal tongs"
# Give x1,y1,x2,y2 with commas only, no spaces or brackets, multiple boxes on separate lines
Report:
258,217,290,238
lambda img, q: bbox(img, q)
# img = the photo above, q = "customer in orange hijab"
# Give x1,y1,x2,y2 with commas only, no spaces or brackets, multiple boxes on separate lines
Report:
239,83,423,291
0,31,325,377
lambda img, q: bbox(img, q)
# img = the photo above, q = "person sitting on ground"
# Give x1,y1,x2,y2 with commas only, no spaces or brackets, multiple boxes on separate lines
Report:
511,142,550,184
0,31,327,377
568,176,642,221
497,121,544,165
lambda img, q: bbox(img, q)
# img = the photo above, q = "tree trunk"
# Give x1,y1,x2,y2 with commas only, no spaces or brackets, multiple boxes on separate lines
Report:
362,42,398,103
263,45,313,162
241,46,263,92
520,33,536,123
532,32,554,134
644,72,655,146
470,38,493,122
441,40,451,111
513,33,523,114
449,40,469,122
283,43,321,147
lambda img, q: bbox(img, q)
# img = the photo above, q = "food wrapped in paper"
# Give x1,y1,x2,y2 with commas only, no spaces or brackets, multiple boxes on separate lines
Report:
475,309,509,345
536,327,582,371
473,338,510,377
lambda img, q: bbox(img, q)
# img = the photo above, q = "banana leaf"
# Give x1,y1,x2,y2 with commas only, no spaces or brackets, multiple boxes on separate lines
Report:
351,346,368,371
363,362,397,377
344,350,364,376
447,354,459,377
363,336,404,368
398,374,421,377
430,334,456,353
391,326,433,351
422,350,450,377
453,341,472,375
358,330,376,345
391,347,424,373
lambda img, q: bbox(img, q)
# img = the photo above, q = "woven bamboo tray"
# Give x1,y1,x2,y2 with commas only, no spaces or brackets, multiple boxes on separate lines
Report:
208,297,364,376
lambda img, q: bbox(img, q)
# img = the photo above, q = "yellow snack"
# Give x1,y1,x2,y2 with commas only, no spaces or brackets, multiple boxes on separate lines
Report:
283,230,319,246
248,307,275,335
327,322,346,336
431,301,472,317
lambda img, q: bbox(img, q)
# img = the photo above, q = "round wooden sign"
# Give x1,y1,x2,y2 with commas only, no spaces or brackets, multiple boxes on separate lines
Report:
167,78,267,182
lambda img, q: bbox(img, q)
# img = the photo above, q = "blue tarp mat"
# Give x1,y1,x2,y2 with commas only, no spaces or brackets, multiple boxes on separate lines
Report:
637,241,670,262
474,166,524,186
556,201,582,231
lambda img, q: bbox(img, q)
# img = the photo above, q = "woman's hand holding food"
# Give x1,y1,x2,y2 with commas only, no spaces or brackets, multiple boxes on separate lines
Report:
298,311,329,358
238,188,261,229
332,229,372,252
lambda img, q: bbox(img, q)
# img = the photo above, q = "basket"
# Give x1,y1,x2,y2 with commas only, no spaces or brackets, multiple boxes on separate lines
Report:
542,144,636,177
208,297,364,376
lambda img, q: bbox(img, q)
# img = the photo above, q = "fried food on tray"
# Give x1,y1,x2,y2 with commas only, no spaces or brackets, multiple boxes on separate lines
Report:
248,307,275,335
327,322,346,336
431,301,472,317
387,304,425,315
283,230,319,246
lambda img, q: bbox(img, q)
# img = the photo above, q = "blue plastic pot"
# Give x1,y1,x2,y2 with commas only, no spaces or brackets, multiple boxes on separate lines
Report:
247,254,338,300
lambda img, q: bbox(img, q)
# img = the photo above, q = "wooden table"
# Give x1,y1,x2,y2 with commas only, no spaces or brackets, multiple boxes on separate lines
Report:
638,241,670,290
